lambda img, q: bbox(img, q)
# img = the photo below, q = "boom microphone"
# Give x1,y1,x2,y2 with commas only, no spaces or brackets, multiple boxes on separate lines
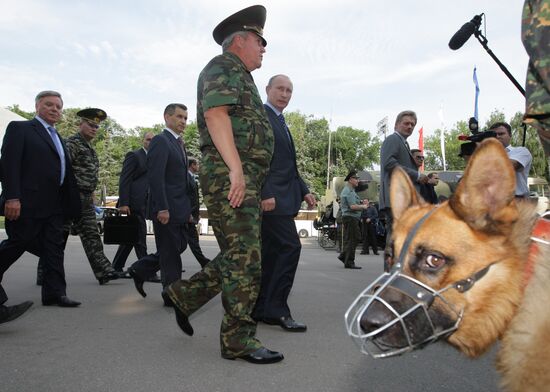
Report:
448,14,483,50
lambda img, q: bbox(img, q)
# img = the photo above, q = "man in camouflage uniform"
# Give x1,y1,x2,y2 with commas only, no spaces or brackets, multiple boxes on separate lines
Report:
165,5,283,364
522,0,550,162
38,108,119,285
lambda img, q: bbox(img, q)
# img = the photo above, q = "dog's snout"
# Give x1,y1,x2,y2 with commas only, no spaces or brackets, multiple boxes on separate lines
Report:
360,300,395,333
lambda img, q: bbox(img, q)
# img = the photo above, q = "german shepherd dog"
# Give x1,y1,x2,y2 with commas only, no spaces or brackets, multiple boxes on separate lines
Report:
345,139,550,392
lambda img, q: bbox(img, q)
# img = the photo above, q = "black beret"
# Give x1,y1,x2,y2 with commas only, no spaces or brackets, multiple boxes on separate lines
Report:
76,108,107,124
213,5,267,47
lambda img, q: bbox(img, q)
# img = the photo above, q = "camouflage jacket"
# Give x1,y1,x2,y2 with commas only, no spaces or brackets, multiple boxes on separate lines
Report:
196,51,274,171
66,132,99,194
522,0,550,155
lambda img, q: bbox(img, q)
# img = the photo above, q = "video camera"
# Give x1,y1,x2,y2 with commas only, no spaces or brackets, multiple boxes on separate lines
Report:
457,117,496,143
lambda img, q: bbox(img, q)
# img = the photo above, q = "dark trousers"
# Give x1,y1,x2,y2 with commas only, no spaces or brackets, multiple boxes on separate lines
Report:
131,221,186,287
361,221,378,254
341,216,360,267
183,222,210,268
382,208,393,272
0,215,66,303
253,214,302,320
112,212,148,271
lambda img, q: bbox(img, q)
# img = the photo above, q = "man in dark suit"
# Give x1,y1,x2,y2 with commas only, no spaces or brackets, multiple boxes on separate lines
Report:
252,74,315,332
183,157,210,268
112,132,153,272
0,91,81,317
128,104,191,306
380,110,427,270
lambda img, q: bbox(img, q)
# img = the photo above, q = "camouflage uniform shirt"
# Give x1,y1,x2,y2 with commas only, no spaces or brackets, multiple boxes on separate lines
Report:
197,51,273,175
65,132,99,194
522,0,550,155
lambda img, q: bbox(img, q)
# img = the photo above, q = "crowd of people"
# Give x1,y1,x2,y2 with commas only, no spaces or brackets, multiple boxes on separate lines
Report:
0,1,547,368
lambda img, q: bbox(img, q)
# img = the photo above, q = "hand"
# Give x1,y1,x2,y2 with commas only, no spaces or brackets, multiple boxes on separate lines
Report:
418,174,429,184
227,169,246,208
304,193,316,210
157,210,170,225
261,197,276,212
4,199,21,221
118,206,130,215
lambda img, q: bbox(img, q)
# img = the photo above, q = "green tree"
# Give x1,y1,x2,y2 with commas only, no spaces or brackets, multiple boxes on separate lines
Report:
7,104,34,120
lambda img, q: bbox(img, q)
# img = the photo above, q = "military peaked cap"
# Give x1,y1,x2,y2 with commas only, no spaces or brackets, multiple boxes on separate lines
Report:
76,108,107,124
213,5,267,47
345,170,359,182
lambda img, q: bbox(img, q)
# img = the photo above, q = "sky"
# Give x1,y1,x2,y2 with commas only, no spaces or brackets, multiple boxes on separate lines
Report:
0,0,529,149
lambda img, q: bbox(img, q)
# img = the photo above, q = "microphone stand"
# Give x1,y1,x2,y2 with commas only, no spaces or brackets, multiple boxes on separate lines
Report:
473,29,527,145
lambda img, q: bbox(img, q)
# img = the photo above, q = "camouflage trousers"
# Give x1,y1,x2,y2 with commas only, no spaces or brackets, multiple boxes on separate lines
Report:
67,193,114,279
167,165,265,357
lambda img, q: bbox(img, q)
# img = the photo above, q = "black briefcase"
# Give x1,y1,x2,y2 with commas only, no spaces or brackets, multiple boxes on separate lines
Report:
103,214,139,245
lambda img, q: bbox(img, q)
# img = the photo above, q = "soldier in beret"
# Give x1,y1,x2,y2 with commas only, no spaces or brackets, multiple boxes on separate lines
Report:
165,5,283,364
37,108,121,285
338,170,369,269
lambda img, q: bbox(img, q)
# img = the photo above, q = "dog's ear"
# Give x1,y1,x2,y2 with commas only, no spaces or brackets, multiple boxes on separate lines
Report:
390,166,421,220
450,138,518,232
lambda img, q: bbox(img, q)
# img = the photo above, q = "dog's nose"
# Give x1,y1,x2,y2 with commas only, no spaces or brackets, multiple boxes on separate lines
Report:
360,300,395,333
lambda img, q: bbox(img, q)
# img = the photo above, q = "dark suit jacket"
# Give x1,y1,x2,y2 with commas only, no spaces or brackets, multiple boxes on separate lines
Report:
379,132,419,210
0,118,80,219
261,105,309,216
118,148,148,214
146,129,190,224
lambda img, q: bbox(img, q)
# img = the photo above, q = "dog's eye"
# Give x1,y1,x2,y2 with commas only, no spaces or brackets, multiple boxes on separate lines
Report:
425,254,446,269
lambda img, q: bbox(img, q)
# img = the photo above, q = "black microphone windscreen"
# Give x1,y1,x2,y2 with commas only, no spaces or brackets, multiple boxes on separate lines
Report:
448,21,476,50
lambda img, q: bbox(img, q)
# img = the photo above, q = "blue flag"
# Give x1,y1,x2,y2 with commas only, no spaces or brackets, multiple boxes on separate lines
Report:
473,67,480,121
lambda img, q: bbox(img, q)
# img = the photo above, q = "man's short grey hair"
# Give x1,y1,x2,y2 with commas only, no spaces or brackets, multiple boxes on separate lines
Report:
35,90,63,104
221,31,249,52
394,110,417,128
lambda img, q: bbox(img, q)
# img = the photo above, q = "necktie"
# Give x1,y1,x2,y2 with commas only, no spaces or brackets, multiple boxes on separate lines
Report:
277,113,292,143
47,126,65,185
404,140,411,150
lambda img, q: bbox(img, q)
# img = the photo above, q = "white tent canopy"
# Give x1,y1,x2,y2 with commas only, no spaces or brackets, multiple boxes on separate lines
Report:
0,107,27,193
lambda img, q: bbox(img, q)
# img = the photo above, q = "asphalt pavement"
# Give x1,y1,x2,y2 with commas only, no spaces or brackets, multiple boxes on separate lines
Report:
0,233,501,392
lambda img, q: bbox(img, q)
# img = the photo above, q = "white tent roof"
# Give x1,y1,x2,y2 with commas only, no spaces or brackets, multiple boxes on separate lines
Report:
1,107,27,193
1,107,27,146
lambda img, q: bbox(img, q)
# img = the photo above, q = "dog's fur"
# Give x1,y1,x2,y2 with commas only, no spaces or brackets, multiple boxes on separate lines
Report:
380,139,549,392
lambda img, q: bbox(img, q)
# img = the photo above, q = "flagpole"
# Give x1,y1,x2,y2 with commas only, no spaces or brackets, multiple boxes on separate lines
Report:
438,103,447,171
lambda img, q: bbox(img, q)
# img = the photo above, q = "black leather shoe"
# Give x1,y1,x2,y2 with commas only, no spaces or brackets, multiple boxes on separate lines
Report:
174,305,193,336
128,268,146,298
162,288,193,335
0,301,33,324
360,251,369,255
263,316,307,332
345,265,362,269
42,296,81,307
337,254,345,264
117,270,132,279
146,273,161,283
222,347,284,364
161,291,173,307
98,270,120,285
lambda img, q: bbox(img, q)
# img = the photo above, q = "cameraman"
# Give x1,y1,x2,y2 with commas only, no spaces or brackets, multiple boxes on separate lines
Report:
490,122,532,198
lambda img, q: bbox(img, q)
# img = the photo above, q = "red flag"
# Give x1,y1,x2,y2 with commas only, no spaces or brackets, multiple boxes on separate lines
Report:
418,126,424,171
